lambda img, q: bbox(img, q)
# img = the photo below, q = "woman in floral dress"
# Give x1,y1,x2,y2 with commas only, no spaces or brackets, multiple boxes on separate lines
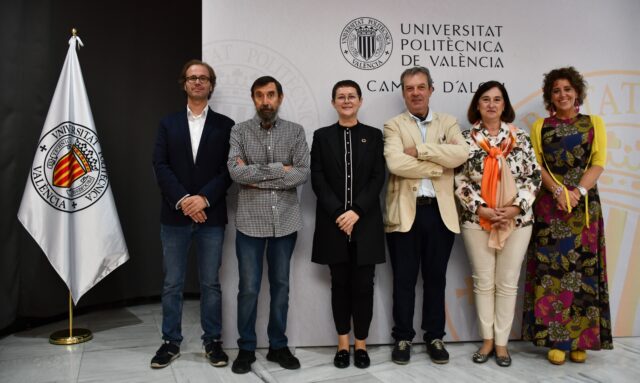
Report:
522,66,613,365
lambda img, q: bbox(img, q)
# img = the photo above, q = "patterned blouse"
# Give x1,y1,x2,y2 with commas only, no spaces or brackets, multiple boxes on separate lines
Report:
454,122,541,229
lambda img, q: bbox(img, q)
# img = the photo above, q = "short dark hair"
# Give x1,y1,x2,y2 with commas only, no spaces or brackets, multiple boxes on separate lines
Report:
542,66,587,112
251,76,283,97
178,59,216,99
331,80,362,100
400,66,433,89
467,81,515,124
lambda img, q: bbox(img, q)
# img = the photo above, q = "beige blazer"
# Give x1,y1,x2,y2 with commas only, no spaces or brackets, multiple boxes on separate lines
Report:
383,111,469,234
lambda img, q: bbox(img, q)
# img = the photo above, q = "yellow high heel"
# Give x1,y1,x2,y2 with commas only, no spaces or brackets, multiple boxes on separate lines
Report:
570,350,587,363
547,349,566,365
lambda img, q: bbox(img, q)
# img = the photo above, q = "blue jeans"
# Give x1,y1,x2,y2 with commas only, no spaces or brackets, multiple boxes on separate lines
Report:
235,230,297,351
160,224,224,345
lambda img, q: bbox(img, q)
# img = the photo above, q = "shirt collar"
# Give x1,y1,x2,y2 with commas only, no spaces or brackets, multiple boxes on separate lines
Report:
252,114,280,129
474,121,510,141
409,109,433,125
337,121,359,130
187,105,208,121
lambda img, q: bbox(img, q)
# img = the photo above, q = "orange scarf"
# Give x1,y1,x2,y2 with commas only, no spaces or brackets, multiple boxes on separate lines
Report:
471,123,517,231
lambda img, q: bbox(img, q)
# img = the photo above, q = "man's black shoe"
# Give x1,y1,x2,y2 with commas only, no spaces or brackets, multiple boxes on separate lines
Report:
427,339,449,364
391,340,412,365
205,340,228,367
231,349,256,374
266,347,301,369
150,342,180,368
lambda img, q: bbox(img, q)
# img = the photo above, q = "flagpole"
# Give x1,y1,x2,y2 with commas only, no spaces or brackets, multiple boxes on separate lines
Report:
49,291,93,345
17,26,127,343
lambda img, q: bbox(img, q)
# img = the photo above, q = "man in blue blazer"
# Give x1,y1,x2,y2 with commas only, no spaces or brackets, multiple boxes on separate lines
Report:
151,60,234,369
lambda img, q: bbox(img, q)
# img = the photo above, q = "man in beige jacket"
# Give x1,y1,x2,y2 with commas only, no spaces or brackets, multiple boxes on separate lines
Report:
384,66,469,365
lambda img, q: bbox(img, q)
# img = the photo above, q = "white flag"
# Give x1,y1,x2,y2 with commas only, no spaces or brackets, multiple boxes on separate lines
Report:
17,35,129,304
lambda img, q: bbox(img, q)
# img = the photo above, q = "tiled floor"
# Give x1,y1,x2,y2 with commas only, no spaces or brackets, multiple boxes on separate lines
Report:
1,301,638,382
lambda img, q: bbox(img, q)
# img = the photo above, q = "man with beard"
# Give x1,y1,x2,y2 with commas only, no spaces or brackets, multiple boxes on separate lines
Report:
383,66,468,365
227,76,310,374
151,60,234,368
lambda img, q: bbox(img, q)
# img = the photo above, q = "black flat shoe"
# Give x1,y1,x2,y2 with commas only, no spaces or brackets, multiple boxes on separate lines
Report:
354,349,370,369
334,349,350,368
495,352,512,367
472,349,493,364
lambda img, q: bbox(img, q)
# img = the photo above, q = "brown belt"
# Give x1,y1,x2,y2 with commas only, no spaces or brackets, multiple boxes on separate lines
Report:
416,196,437,205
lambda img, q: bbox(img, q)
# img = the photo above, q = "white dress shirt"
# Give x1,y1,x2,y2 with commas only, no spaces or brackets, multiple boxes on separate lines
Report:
187,105,208,162
410,110,436,197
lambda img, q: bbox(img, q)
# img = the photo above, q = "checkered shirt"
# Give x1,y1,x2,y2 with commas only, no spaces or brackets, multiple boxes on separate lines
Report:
228,115,310,237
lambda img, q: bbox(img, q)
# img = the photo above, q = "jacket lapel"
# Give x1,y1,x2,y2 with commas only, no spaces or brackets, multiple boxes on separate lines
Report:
426,112,439,143
402,112,424,146
179,111,194,165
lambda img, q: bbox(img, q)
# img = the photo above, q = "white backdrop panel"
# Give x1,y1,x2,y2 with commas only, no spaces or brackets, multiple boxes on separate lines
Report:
203,0,640,347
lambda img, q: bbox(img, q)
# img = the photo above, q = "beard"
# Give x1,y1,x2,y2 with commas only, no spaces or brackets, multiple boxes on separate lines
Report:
257,105,278,123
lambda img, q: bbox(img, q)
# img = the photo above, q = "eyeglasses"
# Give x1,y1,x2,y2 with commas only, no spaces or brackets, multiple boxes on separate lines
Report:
335,95,359,103
185,76,211,83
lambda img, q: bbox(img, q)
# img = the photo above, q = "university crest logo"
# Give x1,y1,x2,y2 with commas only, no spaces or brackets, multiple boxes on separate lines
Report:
340,17,393,70
30,121,109,212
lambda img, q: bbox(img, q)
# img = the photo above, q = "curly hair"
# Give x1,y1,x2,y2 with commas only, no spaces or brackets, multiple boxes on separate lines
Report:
542,66,587,112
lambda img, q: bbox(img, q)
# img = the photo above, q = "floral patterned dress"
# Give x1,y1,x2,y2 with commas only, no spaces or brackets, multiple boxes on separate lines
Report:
522,114,613,351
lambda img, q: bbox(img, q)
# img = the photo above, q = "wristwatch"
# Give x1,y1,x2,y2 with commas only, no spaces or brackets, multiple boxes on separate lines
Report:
577,186,587,197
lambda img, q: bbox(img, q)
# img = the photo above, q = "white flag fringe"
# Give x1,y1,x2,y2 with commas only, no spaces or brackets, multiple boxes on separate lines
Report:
17,35,129,304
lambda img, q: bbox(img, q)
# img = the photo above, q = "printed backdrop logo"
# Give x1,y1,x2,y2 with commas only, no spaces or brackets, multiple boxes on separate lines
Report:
30,121,108,212
203,39,320,144
340,17,393,70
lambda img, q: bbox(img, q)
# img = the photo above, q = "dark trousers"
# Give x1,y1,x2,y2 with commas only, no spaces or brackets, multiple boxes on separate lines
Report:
387,202,454,342
328,242,376,340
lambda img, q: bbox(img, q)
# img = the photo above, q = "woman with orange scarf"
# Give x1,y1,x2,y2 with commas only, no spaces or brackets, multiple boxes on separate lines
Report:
455,81,541,366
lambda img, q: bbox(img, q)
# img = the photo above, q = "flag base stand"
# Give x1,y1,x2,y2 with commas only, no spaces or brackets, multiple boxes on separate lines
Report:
49,328,92,345
49,291,93,345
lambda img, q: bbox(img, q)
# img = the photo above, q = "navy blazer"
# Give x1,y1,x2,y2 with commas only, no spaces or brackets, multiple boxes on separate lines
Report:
152,107,234,226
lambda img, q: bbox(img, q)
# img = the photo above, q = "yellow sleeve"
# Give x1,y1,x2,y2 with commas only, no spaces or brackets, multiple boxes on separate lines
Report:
529,118,544,164
590,115,607,167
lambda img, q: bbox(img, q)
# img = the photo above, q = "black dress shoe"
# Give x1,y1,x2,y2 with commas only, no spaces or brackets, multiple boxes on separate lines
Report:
266,347,301,370
231,349,256,374
495,351,512,367
354,349,370,369
333,349,350,368
472,349,493,363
